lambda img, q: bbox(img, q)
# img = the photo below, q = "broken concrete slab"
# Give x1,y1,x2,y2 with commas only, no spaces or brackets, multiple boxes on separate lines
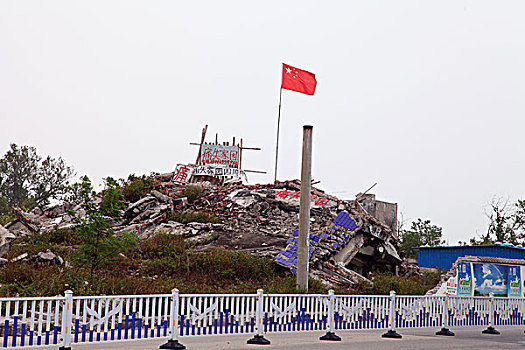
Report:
0,225,16,258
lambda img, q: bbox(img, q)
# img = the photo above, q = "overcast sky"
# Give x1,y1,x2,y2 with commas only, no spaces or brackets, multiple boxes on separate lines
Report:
1,1,524,244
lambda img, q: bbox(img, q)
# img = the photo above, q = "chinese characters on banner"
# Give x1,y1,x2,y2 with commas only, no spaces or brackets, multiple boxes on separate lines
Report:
172,164,247,183
446,277,458,295
193,165,247,179
274,189,334,207
173,164,194,184
200,144,239,167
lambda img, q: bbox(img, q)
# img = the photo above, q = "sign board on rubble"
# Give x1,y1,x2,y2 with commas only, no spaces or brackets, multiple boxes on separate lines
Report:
193,165,247,179
173,164,247,183
200,144,240,167
446,277,457,295
173,164,194,184
274,189,337,208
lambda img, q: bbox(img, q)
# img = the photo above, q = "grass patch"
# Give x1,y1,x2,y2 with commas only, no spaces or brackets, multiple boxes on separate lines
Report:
0,231,442,297
170,211,219,224
178,185,203,203
352,271,442,295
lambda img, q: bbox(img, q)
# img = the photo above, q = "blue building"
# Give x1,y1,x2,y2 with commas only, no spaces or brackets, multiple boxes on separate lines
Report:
415,244,525,270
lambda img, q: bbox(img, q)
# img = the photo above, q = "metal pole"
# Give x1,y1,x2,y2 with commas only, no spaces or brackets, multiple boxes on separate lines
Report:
159,289,185,349
436,293,455,336
297,125,312,291
247,289,270,344
273,87,283,184
59,290,73,350
382,290,402,338
320,289,341,341
482,292,500,334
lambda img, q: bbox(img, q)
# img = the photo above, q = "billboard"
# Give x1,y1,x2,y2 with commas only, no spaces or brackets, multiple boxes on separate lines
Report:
200,144,239,167
508,265,521,297
472,263,508,297
457,262,473,296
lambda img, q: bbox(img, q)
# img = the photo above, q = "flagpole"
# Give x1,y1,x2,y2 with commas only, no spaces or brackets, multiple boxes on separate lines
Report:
274,86,283,184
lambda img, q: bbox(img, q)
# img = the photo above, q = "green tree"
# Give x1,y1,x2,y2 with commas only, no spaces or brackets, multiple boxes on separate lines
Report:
99,177,127,218
399,219,445,258
0,144,74,215
71,176,137,279
470,198,525,245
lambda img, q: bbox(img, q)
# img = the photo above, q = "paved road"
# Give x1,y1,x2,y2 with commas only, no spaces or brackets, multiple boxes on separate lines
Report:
40,326,525,349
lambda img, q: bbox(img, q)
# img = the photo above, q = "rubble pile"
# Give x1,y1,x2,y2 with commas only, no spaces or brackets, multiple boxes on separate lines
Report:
1,177,403,289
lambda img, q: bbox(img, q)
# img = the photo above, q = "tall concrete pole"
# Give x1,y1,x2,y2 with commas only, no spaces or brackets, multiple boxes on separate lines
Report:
297,125,313,291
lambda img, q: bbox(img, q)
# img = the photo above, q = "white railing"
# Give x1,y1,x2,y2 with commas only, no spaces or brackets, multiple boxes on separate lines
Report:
0,290,524,348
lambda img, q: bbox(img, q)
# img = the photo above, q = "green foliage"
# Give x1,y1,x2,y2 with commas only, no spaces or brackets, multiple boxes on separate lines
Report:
0,144,74,213
71,176,137,279
134,233,328,294
354,271,442,295
180,185,203,203
0,229,442,296
119,174,157,203
99,177,127,218
5,231,75,262
399,219,445,259
470,198,525,246
170,211,219,224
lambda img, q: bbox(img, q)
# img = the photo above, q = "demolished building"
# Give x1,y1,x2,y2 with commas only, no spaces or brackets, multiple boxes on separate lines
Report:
1,176,403,289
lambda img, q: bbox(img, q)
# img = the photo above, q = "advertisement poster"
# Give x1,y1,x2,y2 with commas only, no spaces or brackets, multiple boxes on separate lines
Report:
521,266,525,298
446,276,458,295
508,265,521,297
472,263,508,297
457,262,473,296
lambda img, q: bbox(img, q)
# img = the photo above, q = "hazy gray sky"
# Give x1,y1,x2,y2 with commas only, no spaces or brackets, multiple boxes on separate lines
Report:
1,1,524,244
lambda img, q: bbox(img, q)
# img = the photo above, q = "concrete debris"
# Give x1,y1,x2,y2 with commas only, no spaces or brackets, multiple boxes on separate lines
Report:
11,252,28,263
0,225,16,258
3,176,404,289
426,262,458,296
30,249,65,266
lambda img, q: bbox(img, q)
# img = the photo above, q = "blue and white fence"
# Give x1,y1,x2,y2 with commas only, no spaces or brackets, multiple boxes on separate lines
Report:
0,290,523,348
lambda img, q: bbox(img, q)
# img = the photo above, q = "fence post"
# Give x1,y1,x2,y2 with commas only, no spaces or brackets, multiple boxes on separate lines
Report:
59,290,73,350
482,292,500,335
160,289,185,349
382,290,402,338
247,289,270,345
436,293,455,336
320,290,341,341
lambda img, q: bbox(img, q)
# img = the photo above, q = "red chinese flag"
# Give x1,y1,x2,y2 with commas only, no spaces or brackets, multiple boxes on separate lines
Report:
281,63,317,95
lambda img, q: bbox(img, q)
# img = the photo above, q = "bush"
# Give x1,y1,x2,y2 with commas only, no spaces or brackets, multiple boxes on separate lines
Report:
180,185,203,203
6,228,79,261
170,211,219,224
353,271,442,295
119,174,157,203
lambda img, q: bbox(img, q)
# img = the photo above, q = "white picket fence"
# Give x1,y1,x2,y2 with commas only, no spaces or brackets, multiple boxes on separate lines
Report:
0,290,523,348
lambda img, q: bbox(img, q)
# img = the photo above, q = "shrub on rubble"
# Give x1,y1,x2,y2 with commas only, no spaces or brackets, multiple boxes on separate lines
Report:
119,174,157,203
180,185,203,203
170,210,219,224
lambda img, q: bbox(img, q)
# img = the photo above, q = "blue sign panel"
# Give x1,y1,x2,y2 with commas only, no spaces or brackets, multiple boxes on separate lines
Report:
508,265,521,297
472,263,508,297
457,262,473,296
